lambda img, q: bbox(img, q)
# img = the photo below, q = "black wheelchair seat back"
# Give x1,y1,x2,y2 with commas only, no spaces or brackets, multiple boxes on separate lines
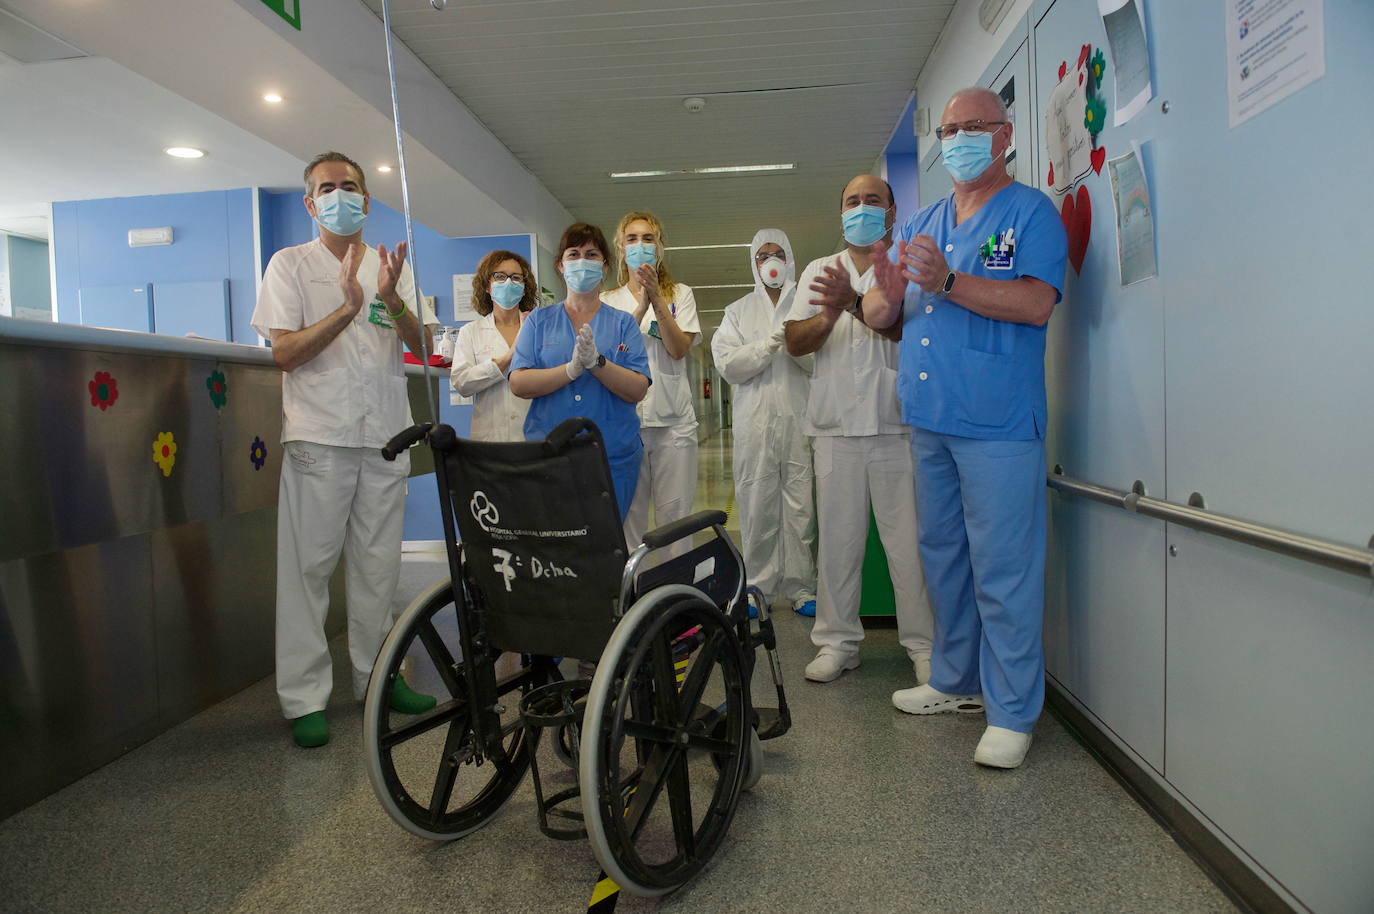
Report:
440,418,627,660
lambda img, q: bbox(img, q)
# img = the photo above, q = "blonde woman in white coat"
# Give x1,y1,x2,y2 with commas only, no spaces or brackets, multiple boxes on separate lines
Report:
603,211,701,552
711,229,817,616
450,249,537,441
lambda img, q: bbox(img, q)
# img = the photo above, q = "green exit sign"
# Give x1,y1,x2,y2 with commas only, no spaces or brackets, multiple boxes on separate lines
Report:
260,0,301,31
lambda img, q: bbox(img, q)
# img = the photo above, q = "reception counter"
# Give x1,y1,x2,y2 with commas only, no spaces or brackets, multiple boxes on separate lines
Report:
0,316,439,818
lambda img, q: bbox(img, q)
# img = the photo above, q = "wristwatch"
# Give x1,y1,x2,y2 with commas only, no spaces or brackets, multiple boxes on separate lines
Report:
850,293,864,314
594,354,607,369
941,271,957,294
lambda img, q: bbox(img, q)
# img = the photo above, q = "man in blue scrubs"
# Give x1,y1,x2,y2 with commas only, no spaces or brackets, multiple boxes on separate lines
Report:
861,87,1068,769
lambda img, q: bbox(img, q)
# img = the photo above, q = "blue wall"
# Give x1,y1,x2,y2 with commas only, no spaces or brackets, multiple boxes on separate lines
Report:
6,235,52,318
51,189,258,341
883,95,921,217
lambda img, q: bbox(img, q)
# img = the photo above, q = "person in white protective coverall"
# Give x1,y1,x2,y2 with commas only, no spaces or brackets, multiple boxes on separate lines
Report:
603,211,702,553
784,174,935,685
251,151,439,749
710,229,818,617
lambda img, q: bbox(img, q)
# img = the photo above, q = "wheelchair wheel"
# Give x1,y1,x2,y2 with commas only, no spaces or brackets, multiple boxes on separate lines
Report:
580,584,750,896
364,578,551,841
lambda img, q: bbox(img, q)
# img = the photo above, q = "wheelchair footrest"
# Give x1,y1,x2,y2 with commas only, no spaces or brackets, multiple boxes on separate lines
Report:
755,707,789,741
520,678,593,841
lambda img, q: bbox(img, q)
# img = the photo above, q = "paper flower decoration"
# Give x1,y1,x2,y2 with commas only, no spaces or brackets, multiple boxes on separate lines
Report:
89,371,119,411
1090,48,1106,91
206,370,228,408
250,436,267,471
153,432,178,477
1084,94,1107,136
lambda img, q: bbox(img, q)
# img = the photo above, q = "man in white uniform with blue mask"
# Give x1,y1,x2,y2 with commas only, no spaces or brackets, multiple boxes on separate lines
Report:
785,175,935,685
711,229,817,617
251,151,440,749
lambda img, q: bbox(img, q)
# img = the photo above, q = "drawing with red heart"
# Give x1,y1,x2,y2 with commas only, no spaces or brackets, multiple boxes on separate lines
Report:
1090,146,1106,174
1060,184,1092,274
1059,61,1067,80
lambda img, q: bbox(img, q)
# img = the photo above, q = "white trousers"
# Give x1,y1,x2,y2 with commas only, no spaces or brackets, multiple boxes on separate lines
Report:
623,424,698,554
275,440,408,719
734,412,816,605
810,434,934,661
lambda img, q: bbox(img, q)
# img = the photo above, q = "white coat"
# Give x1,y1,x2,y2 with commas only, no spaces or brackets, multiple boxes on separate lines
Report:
449,311,529,442
710,229,817,606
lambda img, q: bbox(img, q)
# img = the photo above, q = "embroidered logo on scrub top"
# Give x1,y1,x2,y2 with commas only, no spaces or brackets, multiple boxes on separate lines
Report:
979,228,1016,270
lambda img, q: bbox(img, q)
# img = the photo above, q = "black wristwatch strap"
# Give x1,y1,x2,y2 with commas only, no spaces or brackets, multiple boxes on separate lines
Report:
595,354,606,369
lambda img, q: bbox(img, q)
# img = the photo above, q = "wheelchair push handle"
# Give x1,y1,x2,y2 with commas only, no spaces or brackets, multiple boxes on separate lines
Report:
381,422,432,461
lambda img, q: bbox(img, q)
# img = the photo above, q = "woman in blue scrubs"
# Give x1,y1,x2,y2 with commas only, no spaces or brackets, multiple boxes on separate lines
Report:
508,222,651,520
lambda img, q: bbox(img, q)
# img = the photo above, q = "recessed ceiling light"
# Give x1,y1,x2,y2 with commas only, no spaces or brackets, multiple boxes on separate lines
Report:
164,146,206,159
610,163,795,179
262,92,283,104
376,165,393,173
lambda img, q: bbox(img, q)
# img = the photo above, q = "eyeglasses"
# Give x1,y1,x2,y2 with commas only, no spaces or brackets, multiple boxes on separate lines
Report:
492,272,525,283
934,119,1007,140
754,252,786,264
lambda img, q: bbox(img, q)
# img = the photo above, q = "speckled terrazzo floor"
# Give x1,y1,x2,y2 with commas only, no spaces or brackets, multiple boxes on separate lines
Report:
0,431,1237,914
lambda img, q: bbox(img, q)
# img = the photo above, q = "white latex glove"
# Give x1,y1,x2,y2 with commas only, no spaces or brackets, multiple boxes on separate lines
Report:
565,357,585,381
767,324,787,351
575,325,599,369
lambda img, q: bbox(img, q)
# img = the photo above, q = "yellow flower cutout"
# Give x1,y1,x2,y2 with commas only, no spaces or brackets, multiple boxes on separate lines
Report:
153,431,178,477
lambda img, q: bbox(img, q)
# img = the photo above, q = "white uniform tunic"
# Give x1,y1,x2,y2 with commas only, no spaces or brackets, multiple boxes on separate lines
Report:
251,237,436,719
786,250,933,668
603,282,702,551
449,312,529,442
711,229,817,608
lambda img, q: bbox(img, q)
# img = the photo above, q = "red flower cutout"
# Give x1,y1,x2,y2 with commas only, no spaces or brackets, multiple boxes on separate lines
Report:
89,371,119,411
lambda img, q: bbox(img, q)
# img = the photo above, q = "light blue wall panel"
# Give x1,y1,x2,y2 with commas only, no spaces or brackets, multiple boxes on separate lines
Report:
79,283,152,333
153,280,231,341
7,236,52,318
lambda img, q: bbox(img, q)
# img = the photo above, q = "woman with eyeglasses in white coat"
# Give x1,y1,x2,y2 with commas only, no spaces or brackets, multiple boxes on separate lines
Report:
450,250,538,441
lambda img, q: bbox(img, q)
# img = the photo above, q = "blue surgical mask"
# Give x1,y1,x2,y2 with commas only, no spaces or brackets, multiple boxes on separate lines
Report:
841,204,890,247
941,130,998,183
562,258,603,294
625,242,657,270
313,188,367,236
490,279,523,310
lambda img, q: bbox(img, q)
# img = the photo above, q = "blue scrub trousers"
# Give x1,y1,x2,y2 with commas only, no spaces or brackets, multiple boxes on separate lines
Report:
609,447,642,525
911,429,1047,733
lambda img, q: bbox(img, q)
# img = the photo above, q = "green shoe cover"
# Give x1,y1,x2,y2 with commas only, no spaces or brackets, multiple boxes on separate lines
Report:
291,711,329,748
389,675,437,715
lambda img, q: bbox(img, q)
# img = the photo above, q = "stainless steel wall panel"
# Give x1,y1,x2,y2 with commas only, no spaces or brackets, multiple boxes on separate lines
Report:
150,511,278,724
0,535,160,819
218,362,284,517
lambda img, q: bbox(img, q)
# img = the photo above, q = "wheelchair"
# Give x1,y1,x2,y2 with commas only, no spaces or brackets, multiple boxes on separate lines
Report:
364,417,791,897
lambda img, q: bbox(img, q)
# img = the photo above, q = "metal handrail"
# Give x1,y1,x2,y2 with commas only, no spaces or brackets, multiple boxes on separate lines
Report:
1047,471,1374,580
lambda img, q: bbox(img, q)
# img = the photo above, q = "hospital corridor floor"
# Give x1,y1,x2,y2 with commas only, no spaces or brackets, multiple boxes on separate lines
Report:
0,431,1237,913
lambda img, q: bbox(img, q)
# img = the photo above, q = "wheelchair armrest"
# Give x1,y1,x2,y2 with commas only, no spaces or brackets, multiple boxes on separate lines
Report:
642,510,728,550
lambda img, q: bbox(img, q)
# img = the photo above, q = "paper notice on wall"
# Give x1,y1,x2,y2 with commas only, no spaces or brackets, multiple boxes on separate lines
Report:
1108,142,1157,286
1226,0,1324,128
452,273,477,322
1046,63,1093,195
1099,0,1153,126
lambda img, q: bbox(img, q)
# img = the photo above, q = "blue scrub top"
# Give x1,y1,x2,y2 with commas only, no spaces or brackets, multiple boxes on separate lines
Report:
509,302,651,462
895,181,1068,441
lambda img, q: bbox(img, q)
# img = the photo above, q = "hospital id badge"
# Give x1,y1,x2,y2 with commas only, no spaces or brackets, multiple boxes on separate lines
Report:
648,319,662,340
983,252,1014,270
367,299,394,328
